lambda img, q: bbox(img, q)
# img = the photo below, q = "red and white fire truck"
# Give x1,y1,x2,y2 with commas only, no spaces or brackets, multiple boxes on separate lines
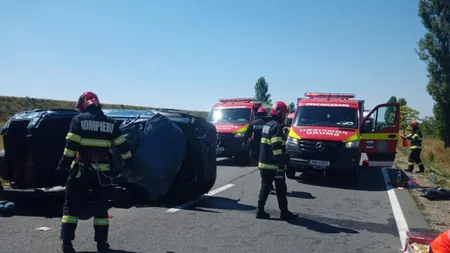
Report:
207,98,271,164
285,92,400,182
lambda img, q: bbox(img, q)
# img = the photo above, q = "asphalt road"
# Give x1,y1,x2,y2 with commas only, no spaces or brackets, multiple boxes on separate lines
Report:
0,158,430,253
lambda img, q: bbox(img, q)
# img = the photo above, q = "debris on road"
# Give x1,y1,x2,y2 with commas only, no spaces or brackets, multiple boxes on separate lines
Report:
420,188,450,201
36,227,52,231
0,200,15,216
403,230,438,253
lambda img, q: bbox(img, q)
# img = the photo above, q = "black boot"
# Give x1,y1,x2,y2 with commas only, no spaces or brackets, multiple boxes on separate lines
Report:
256,207,270,219
62,240,75,253
280,210,298,221
404,164,414,173
97,241,110,253
418,163,425,173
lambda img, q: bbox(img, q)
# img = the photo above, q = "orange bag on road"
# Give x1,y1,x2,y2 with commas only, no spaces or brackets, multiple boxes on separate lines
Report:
430,230,450,253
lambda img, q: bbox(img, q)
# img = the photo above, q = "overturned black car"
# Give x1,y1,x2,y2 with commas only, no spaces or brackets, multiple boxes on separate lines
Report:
0,108,217,204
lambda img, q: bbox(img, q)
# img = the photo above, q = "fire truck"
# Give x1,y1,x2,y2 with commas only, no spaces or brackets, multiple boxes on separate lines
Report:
206,98,271,164
285,92,400,182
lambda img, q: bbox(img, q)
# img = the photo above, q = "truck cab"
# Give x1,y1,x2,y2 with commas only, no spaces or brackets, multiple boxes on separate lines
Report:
206,98,270,164
285,92,400,182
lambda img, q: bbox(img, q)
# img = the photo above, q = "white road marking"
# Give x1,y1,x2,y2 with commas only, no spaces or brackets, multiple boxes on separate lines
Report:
381,168,409,249
166,183,235,213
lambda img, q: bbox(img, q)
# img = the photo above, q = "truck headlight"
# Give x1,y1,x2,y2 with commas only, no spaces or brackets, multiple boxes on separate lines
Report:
345,140,360,149
287,136,298,144
235,132,244,138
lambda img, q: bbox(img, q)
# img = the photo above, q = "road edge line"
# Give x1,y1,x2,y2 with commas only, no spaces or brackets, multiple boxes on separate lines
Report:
166,183,235,213
381,167,409,249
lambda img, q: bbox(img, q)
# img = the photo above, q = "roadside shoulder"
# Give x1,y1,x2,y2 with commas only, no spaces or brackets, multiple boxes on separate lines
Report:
393,148,448,233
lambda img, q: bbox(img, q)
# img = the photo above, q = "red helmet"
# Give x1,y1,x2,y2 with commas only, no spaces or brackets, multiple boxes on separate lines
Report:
75,91,100,112
257,106,267,114
269,101,288,116
410,120,419,127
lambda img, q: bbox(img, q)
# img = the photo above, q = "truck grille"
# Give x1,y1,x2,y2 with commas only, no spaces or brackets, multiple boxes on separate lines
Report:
297,140,343,160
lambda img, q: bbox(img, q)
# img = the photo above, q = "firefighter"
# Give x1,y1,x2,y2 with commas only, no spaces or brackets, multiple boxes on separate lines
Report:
402,121,425,173
256,101,298,220
55,91,135,253
245,106,268,161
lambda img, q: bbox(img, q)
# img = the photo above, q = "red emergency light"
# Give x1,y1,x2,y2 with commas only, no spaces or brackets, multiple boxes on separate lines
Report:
304,92,356,100
219,98,255,103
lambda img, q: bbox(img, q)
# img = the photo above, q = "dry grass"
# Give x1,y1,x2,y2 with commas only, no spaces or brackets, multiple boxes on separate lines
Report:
398,137,450,187
0,95,210,151
0,95,209,122
395,137,450,233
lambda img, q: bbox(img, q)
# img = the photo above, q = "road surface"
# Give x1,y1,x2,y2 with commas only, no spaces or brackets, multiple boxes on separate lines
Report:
0,158,430,253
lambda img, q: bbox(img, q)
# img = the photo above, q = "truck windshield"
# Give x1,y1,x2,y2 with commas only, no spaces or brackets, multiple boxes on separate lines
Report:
207,108,252,124
293,106,358,129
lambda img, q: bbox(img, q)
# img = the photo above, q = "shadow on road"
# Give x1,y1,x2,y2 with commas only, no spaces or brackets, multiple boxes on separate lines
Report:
1,197,64,218
187,196,256,212
295,167,387,192
1,197,115,219
287,217,359,234
265,209,398,236
284,191,316,199
77,250,142,253
216,158,255,168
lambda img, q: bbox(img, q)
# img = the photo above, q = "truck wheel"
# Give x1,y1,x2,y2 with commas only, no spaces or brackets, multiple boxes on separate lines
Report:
236,150,252,165
347,166,360,184
286,166,296,179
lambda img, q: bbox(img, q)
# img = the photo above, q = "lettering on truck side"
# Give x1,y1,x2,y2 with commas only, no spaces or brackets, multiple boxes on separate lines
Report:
295,128,348,137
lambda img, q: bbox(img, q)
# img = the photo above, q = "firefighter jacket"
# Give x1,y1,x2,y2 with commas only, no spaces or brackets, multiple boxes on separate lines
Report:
57,108,134,172
405,127,422,150
244,117,267,143
258,117,286,171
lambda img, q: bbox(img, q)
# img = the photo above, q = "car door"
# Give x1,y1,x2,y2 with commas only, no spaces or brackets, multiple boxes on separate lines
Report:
360,103,400,168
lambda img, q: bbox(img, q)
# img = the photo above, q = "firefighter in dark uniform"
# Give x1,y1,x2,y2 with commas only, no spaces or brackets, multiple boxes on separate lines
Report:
245,106,268,161
55,91,135,253
256,101,298,220
403,120,425,173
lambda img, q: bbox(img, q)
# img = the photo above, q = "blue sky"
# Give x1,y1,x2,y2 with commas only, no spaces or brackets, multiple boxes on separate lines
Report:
0,0,434,116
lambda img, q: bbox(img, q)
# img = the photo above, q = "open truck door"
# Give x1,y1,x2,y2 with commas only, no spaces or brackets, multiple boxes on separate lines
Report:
360,103,400,168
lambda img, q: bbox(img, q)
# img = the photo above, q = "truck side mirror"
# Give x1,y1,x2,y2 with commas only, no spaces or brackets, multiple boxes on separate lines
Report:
362,119,373,133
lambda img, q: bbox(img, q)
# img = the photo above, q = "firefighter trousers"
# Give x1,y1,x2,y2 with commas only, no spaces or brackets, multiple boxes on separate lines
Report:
60,163,110,242
408,149,425,172
258,169,288,211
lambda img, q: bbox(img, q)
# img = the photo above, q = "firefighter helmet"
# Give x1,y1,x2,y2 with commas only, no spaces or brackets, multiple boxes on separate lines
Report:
269,101,288,117
75,91,100,112
410,120,419,127
257,106,267,115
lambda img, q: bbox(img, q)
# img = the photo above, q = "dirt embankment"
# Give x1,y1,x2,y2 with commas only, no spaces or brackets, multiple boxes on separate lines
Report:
395,145,450,233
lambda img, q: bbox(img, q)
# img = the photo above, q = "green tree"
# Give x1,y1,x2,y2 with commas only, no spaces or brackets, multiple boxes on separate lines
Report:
385,96,398,122
399,105,420,134
420,116,440,137
254,76,272,103
398,98,407,106
416,0,450,147
288,102,295,113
